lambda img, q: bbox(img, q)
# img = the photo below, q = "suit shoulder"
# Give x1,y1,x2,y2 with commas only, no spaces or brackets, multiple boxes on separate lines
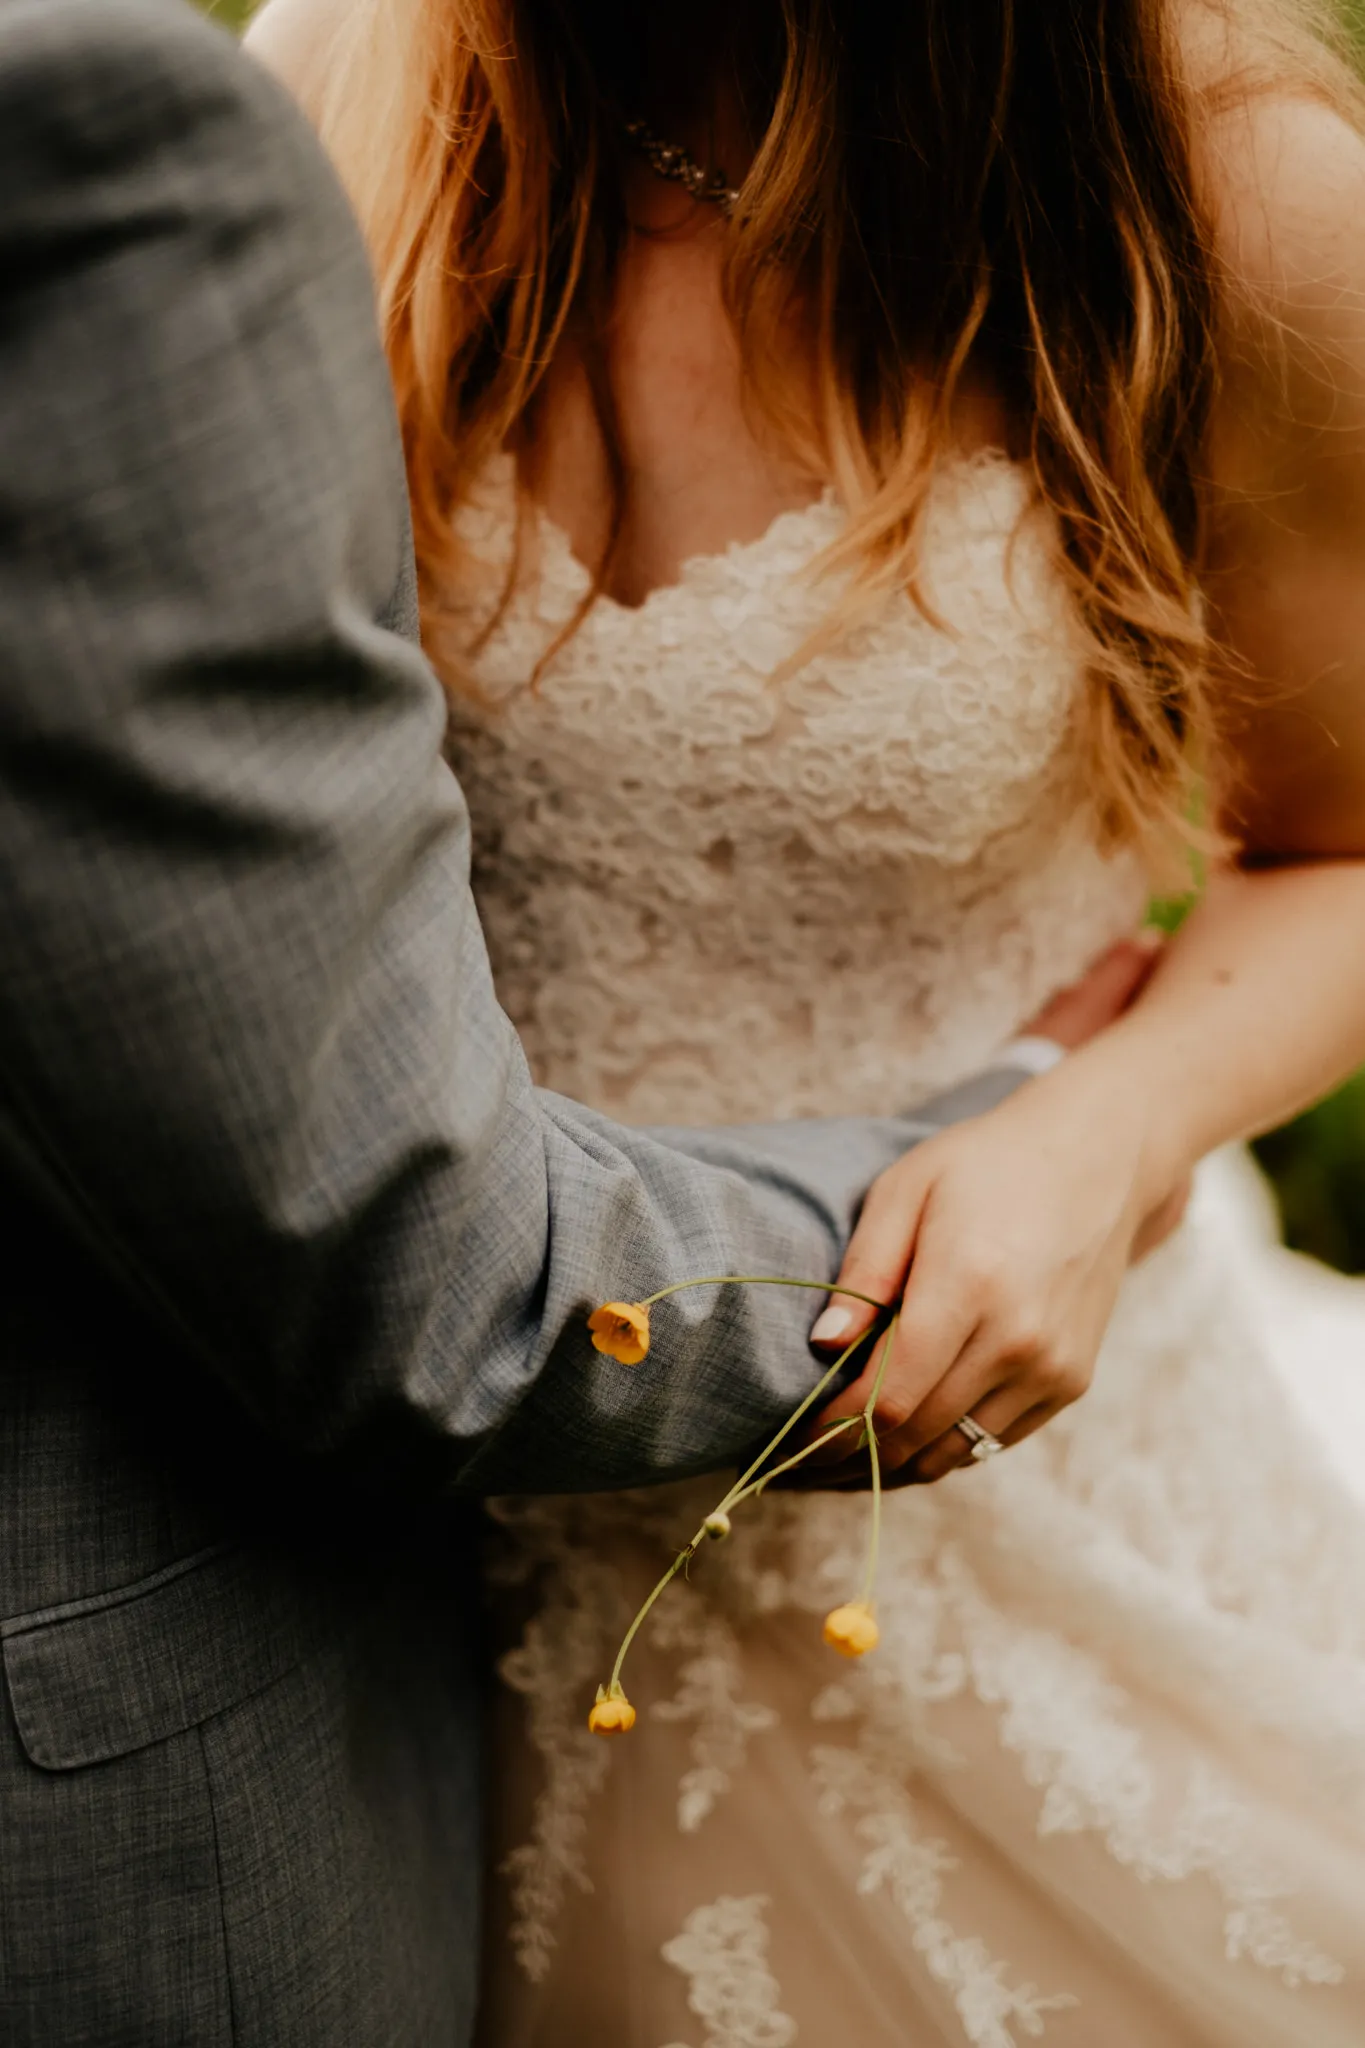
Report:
0,0,241,94
0,0,364,279
0,0,323,183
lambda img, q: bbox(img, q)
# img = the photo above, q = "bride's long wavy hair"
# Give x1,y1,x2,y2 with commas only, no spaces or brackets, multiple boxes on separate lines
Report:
309,0,1361,863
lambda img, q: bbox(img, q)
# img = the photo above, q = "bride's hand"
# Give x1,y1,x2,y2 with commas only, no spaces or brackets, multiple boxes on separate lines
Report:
810,1062,1182,1483
806,940,1189,1485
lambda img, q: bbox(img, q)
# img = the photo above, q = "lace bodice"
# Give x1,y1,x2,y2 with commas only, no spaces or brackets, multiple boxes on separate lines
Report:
448,452,1148,1125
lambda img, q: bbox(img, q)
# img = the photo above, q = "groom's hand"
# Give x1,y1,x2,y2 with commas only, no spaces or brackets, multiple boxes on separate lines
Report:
1015,930,1164,1049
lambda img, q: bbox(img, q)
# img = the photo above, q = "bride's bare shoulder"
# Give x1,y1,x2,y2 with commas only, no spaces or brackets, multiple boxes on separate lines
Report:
1185,24,1365,474
1203,100,1365,318
1183,6,1365,359
244,0,353,111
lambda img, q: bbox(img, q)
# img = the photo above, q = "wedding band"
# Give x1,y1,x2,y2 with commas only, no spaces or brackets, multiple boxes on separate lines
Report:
953,1414,1005,1462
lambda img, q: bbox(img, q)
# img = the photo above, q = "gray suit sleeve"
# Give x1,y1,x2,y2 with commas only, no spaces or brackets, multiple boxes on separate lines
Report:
0,0,1025,1497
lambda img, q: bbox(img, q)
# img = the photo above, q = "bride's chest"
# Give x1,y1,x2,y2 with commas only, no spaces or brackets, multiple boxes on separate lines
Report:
449,454,1092,877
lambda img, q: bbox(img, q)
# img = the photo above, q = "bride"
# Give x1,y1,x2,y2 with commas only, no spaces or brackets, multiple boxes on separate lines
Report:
251,0,1365,2038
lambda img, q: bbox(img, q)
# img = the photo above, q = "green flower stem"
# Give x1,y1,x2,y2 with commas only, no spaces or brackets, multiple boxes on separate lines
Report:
859,1316,899,1609
712,1326,877,1521
638,1275,890,1316
605,1551,692,1698
606,1323,877,1697
724,1414,863,1508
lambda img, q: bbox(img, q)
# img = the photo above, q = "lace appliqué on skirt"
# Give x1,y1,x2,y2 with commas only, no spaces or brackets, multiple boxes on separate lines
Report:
660,1895,797,2048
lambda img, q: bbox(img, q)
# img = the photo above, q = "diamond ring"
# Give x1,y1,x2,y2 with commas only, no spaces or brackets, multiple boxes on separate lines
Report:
954,1414,1005,1462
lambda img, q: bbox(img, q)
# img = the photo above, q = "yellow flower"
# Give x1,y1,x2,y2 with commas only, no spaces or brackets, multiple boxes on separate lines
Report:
588,1689,638,1736
822,1602,880,1658
703,1511,732,1542
588,1301,651,1365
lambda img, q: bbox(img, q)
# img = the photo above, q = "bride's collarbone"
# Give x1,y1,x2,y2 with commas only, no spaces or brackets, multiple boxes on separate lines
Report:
524,229,1015,611
527,247,821,610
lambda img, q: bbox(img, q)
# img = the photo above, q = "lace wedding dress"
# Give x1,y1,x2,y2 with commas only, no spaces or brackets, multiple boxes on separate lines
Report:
455,451,1365,2047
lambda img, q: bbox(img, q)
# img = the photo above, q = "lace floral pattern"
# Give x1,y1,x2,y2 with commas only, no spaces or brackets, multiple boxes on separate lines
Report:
808,1722,1080,2046
649,1604,780,1836
486,1496,635,1981
449,453,1147,1127
660,1895,797,2048
466,465,1365,2043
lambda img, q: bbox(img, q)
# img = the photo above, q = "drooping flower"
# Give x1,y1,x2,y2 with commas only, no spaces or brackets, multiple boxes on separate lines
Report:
822,1602,880,1658
587,1301,651,1365
588,1685,638,1736
572,1279,891,1742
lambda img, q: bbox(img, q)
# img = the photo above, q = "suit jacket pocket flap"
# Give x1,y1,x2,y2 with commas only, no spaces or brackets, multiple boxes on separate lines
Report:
3,1544,319,1769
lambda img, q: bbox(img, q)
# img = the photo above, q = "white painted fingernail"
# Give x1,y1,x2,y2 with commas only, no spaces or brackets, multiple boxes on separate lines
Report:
810,1305,855,1345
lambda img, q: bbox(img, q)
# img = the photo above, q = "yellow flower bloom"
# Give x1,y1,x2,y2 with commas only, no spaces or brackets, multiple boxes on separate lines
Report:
588,1691,638,1736
822,1602,880,1658
588,1301,651,1365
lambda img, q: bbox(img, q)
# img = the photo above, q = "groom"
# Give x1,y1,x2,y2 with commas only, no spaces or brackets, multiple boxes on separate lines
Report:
0,3,1153,2042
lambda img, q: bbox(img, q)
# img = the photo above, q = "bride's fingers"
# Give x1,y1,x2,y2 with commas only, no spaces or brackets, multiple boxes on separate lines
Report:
811,1150,937,1355
907,1393,1069,1485
787,1393,1065,1493
998,1397,1068,1449
873,1344,1021,1475
776,1385,1060,1492
903,1379,1032,1482
815,1280,981,1469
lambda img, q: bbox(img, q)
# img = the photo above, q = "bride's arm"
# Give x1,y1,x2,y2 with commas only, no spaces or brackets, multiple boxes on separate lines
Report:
817,95,1365,1482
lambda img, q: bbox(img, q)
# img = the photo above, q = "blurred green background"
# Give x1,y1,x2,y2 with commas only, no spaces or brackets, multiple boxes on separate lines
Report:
194,0,1365,1272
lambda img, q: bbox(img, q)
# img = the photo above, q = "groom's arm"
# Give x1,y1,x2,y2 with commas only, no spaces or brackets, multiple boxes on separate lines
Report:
0,0,1031,1498
453,1067,1033,1495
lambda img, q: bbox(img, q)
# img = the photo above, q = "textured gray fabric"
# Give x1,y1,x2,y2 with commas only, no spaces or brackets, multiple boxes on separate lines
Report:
0,3,1030,2040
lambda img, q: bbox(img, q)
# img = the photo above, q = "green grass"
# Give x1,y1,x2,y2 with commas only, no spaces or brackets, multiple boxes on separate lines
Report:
197,0,254,29
1256,1073,1365,1276
185,0,1365,1272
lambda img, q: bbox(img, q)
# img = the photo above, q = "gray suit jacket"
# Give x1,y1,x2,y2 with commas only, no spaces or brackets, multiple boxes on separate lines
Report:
0,4,1026,2041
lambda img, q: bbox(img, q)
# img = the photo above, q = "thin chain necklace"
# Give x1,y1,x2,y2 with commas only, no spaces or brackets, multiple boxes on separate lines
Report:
622,117,741,217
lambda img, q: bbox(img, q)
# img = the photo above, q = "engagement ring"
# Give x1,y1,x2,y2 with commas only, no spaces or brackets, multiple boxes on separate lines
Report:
954,1414,1005,1462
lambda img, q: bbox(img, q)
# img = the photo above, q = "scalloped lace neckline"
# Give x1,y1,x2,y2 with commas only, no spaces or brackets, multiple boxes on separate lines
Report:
495,445,1027,618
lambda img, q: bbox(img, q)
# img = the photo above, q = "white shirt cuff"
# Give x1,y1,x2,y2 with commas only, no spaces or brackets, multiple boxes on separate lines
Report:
997,1034,1067,1077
